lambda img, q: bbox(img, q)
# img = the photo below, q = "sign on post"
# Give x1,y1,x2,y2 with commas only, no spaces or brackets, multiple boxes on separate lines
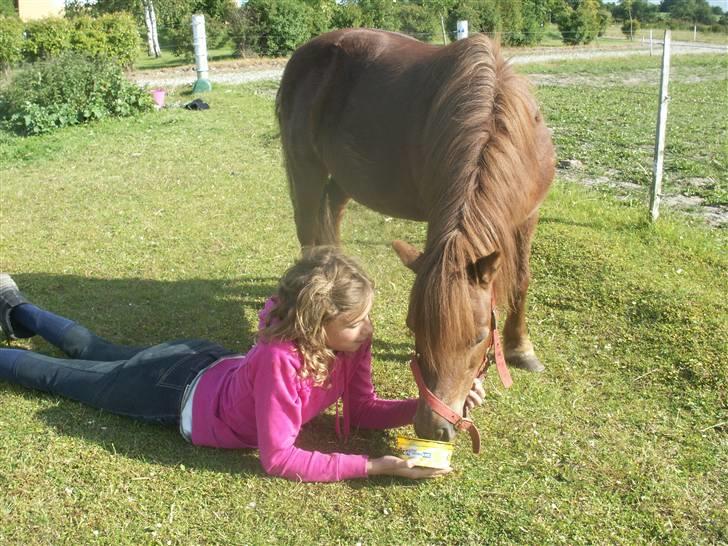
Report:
456,21,469,40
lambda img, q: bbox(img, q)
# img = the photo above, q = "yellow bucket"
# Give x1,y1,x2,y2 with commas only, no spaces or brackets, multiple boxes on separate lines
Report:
396,436,454,469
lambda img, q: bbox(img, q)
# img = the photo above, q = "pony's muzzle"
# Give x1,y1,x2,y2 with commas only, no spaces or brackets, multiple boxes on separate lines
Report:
414,401,457,443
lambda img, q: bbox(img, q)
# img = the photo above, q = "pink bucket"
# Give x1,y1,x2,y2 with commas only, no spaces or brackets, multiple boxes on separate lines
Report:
150,88,166,108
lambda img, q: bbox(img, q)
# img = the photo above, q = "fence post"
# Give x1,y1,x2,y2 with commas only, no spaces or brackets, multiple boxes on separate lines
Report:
649,29,653,56
649,30,671,222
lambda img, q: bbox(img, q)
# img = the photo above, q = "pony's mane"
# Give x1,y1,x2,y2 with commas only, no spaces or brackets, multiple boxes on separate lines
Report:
411,35,543,370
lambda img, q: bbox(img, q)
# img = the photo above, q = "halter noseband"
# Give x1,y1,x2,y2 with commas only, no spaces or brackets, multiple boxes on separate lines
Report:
409,298,512,454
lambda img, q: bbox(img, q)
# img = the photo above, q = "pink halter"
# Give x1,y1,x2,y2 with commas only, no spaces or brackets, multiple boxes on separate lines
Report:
409,299,512,453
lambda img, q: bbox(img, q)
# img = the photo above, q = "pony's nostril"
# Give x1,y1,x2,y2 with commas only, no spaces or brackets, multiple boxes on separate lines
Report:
435,426,456,443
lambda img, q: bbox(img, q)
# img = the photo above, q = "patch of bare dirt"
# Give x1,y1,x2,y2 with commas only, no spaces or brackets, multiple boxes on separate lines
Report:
557,164,727,228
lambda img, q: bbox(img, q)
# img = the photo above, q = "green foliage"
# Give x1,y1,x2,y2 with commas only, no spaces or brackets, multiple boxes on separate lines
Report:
168,16,230,60
358,0,399,30
397,3,438,40
597,7,611,35
621,16,641,39
0,52,153,135
446,0,547,46
244,0,314,56
303,0,335,35
331,1,363,28
661,0,718,25
97,12,142,67
447,0,501,36
0,0,16,17
0,16,24,71
23,17,72,61
23,12,141,67
69,15,108,58
227,6,255,55
556,0,601,44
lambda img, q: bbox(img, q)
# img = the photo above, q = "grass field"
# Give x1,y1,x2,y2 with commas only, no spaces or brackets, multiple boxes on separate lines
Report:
1,54,726,544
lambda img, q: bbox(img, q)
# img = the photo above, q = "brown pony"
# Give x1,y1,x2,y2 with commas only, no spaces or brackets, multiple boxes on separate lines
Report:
276,29,555,442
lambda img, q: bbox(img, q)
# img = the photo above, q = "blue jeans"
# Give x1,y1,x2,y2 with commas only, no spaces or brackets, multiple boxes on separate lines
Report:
0,305,233,424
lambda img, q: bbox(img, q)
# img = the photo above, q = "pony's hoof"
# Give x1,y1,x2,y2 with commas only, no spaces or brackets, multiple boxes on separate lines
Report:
506,353,545,373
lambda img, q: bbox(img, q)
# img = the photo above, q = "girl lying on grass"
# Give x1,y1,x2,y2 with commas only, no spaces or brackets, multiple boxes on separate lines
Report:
0,247,485,482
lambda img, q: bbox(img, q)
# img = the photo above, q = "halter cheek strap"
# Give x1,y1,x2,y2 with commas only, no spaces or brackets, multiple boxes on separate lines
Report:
410,299,512,453
410,358,483,453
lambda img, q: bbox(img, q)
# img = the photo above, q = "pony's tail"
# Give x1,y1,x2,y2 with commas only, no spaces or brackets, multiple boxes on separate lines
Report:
316,181,339,245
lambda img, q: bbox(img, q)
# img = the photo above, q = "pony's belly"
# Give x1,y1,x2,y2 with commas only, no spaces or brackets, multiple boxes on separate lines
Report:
334,172,427,221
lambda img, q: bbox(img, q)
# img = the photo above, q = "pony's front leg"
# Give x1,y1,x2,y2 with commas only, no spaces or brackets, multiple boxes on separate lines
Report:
503,214,545,373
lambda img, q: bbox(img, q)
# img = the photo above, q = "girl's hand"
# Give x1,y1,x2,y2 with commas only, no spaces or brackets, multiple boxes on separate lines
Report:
367,456,452,479
464,377,485,412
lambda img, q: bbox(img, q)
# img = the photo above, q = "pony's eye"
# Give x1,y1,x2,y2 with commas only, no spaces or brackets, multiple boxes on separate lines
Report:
472,333,487,347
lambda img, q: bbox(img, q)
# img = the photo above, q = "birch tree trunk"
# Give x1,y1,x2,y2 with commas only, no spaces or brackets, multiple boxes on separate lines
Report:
144,0,161,58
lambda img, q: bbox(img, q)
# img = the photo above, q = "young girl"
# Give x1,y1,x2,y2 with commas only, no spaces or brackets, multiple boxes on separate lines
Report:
0,248,484,482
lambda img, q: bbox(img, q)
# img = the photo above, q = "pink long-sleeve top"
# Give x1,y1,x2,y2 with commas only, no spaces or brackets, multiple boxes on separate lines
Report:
190,298,418,482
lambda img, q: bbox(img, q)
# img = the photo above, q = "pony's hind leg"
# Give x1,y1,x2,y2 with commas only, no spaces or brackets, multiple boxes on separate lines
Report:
284,153,331,247
503,214,545,372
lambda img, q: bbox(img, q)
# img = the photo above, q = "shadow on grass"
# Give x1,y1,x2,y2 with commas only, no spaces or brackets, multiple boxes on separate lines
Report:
8,273,278,353
372,338,413,362
2,273,429,485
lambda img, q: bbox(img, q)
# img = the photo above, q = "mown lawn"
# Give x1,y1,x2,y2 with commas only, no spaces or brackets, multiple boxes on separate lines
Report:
0,55,726,544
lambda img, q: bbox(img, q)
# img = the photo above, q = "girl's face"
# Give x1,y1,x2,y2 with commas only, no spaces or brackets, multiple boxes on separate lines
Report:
324,299,373,353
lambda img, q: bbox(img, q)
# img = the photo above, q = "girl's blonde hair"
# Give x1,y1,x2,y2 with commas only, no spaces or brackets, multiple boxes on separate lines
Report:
260,246,374,386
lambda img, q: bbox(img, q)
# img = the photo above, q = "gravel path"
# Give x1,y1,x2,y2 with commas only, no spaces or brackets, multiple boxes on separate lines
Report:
132,40,726,89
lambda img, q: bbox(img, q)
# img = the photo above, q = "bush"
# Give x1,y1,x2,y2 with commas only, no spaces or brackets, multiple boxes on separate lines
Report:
69,15,107,58
330,2,363,29
0,16,24,71
0,0,16,17
245,0,313,56
25,13,140,68
358,0,398,30
97,12,141,68
304,0,334,36
0,52,154,135
168,16,231,61
447,0,501,36
621,17,640,40
23,17,72,61
557,0,601,45
397,3,438,41
228,6,256,56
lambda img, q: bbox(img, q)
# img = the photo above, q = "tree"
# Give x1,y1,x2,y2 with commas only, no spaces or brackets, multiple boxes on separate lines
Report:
422,0,456,44
622,0,634,39
397,3,439,41
557,0,601,45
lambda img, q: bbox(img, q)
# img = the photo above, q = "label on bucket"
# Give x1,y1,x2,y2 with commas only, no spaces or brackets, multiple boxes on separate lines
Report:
396,436,453,469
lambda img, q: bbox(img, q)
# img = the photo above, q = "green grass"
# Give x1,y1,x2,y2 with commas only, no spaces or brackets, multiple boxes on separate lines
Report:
1,63,726,543
133,42,239,71
522,54,728,207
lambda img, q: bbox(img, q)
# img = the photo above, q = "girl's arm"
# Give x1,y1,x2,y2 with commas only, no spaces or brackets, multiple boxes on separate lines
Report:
254,348,369,482
346,339,418,429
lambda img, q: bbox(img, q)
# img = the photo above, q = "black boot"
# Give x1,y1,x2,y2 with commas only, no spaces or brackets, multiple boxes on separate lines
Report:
0,273,34,340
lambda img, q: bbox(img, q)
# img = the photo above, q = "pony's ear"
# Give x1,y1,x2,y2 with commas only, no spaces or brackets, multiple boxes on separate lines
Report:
392,239,423,273
468,251,501,285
